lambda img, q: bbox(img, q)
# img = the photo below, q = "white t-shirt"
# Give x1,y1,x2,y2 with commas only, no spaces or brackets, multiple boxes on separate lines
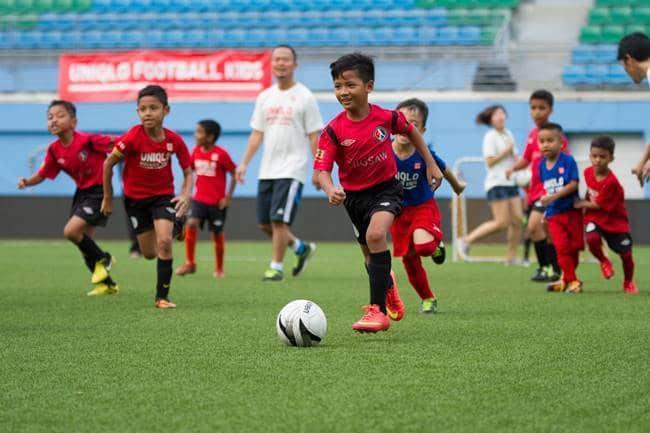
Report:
482,128,518,191
250,81,324,183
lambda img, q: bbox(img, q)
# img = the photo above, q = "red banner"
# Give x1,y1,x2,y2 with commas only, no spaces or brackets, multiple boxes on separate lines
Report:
58,50,272,102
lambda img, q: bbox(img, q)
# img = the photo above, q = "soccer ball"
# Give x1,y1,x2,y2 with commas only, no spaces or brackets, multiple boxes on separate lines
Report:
512,169,532,188
276,299,327,347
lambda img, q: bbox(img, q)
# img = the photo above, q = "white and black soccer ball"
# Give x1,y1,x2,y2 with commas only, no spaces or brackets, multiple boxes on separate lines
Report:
276,299,327,347
512,169,532,188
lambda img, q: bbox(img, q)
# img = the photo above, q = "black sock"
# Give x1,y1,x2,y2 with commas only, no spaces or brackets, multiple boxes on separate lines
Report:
546,243,561,274
534,240,549,268
523,238,531,261
368,251,391,314
156,258,173,300
77,235,105,271
82,254,94,273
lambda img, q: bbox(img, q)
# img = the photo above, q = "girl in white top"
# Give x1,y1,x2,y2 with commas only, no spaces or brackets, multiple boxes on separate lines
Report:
458,105,524,263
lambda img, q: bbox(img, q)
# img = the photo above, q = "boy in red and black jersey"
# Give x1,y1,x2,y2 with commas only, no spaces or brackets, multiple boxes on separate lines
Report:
102,85,192,309
575,136,637,293
18,100,118,295
315,53,443,333
176,119,237,279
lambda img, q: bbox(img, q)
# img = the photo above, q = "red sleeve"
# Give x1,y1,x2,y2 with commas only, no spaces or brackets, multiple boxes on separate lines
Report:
175,136,192,170
522,141,534,163
114,129,135,157
220,148,236,172
37,146,60,180
88,134,115,154
594,178,623,212
391,110,413,135
313,125,337,172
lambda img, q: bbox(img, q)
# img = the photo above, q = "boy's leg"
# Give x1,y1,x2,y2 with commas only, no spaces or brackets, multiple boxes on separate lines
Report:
528,209,552,281
585,227,613,279
176,217,199,276
365,211,395,313
213,231,225,277
402,254,434,300
153,218,175,306
602,231,636,289
546,217,576,291
64,215,114,283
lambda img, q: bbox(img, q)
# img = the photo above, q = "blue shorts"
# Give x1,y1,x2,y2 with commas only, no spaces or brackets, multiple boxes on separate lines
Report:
257,179,303,226
487,186,519,202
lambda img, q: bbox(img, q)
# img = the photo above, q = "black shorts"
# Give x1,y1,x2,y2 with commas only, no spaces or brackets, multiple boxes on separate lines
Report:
124,194,176,235
257,178,303,226
529,199,546,214
585,222,633,254
487,185,519,202
344,178,403,245
70,185,108,227
188,200,227,233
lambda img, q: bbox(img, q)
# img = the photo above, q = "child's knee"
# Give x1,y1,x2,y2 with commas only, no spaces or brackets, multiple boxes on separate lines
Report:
157,237,173,255
365,229,386,248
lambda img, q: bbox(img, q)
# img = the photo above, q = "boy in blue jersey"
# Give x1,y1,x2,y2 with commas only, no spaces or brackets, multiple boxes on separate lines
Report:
537,123,584,293
392,98,465,313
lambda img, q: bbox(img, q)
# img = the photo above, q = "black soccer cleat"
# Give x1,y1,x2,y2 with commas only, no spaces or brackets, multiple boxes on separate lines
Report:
173,216,186,241
292,242,316,277
530,268,549,282
431,242,446,265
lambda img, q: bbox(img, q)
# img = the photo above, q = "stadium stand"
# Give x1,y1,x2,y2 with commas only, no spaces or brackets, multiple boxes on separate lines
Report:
563,0,646,88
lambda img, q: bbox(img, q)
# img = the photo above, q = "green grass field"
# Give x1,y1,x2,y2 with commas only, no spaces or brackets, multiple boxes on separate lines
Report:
1,240,649,433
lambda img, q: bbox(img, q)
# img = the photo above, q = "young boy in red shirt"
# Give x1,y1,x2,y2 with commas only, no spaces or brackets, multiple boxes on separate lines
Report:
176,119,237,278
537,123,584,294
18,100,118,296
315,53,443,333
575,136,637,293
102,85,192,309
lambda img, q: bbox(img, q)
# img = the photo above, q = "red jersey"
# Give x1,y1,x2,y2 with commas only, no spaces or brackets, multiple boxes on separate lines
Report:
522,127,569,205
314,104,413,191
583,166,630,233
38,131,112,189
115,125,191,200
191,144,236,206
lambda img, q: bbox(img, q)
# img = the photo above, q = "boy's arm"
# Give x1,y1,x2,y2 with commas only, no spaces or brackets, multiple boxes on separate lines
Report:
308,130,321,189
506,157,530,179
317,171,345,206
574,199,599,210
406,128,443,191
17,173,44,189
632,143,650,186
443,168,466,195
101,152,122,216
540,180,579,206
236,130,263,184
220,170,237,209
172,167,192,218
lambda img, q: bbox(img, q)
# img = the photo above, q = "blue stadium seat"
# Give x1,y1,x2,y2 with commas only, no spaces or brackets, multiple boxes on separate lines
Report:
594,44,617,63
437,26,460,45
458,26,481,45
394,26,417,46
423,8,447,26
372,27,395,46
122,30,145,48
607,64,630,85
416,26,438,45
99,30,124,48
14,31,42,49
185,29,207,47
287,27,309,46
562,64,587,86
329,27,351,46
60,30,83,48
206,29,226,47
586,64,609,85
572,46,594,64
245,28,268,47
306,28,328,47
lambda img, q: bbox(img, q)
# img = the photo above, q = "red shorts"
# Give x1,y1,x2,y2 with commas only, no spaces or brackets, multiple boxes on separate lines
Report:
391,199,442,257
546,210,584,255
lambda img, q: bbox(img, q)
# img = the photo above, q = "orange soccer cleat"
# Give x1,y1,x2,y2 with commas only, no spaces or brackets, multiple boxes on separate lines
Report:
600,259,614,280
385,270,404,321
154,299,177,309
175,262,196,276
623,281,638,294
352,305,390,333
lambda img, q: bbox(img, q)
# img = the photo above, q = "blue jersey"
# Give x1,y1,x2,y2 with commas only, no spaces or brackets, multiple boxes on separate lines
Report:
394,146,447,207
538,152,579,218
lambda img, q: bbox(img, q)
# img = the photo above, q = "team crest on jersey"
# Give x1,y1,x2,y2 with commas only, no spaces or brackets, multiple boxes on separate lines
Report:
414,162,421,170
211,153,219,161
559,167,565,174
78,150,88,162
373,126,387,142
166,142,173,152
57,158,65,165
341,139,356,147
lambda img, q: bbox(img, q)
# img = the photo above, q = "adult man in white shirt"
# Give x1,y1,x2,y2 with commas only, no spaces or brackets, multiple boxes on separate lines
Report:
236,45,324,281
618,32,650,186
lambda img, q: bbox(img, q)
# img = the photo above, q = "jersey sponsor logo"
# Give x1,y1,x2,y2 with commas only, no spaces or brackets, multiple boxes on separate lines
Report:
166,142,173,152
349,150,388,169
195,159,217,177
414,162,421,170
139,152,170,169
341,139,356,147
543,177,565,194
57,158,66,165
396,171,420,190
558,167,565,175
78,150,88,162
266,106,294,126
210,153,219,161
373,126,387,143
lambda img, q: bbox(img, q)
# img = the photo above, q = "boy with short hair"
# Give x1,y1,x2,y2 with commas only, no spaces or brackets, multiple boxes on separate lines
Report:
392,98,463,314
575,136,637,293
315,53,443,333
176,119,237,278
507,90,564,282
102,85,192,309
537,123,583,294
18,100,118,296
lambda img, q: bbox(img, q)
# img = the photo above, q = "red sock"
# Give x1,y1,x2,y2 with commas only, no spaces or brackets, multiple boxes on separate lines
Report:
402,255,434,300
414,239,440,257
586,232,608,264
213,232,225,272
558,252,577,282
620,251,635,284
185,226,197,264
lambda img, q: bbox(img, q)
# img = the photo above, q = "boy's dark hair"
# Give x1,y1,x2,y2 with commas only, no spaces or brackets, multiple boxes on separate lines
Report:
475,104,506,126
137,85,168,106
529,89,554,107
591,135,615,155
617,32,650,61
396,98,429,127
330,52,374,83
272,44,297,62
48,100,76,117
198,119,221,143
538,122,563,134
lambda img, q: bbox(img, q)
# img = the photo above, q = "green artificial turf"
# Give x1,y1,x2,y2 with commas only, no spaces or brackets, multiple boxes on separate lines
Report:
1,240,649,433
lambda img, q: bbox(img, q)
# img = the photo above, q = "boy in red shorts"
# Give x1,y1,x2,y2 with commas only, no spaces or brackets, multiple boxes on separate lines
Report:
537,123,584,293
575,136,637,293
102,85,192,309
392,98,464,314
315,53,443,333
176,119,237,278
18,100,118,295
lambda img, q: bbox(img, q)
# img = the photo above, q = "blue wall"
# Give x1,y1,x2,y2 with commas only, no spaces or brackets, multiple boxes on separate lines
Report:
2,98,649,198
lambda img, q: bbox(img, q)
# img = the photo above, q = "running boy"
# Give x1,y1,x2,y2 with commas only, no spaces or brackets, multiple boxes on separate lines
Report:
176,119,237,278
507,90,564,282
537,123,583,294
574,136,637,293
18,100,118,296
315,53,443,333
102,85,192,309
392,98,462,314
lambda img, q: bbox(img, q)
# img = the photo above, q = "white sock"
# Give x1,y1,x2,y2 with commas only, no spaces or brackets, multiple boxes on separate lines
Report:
270,261,283,271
